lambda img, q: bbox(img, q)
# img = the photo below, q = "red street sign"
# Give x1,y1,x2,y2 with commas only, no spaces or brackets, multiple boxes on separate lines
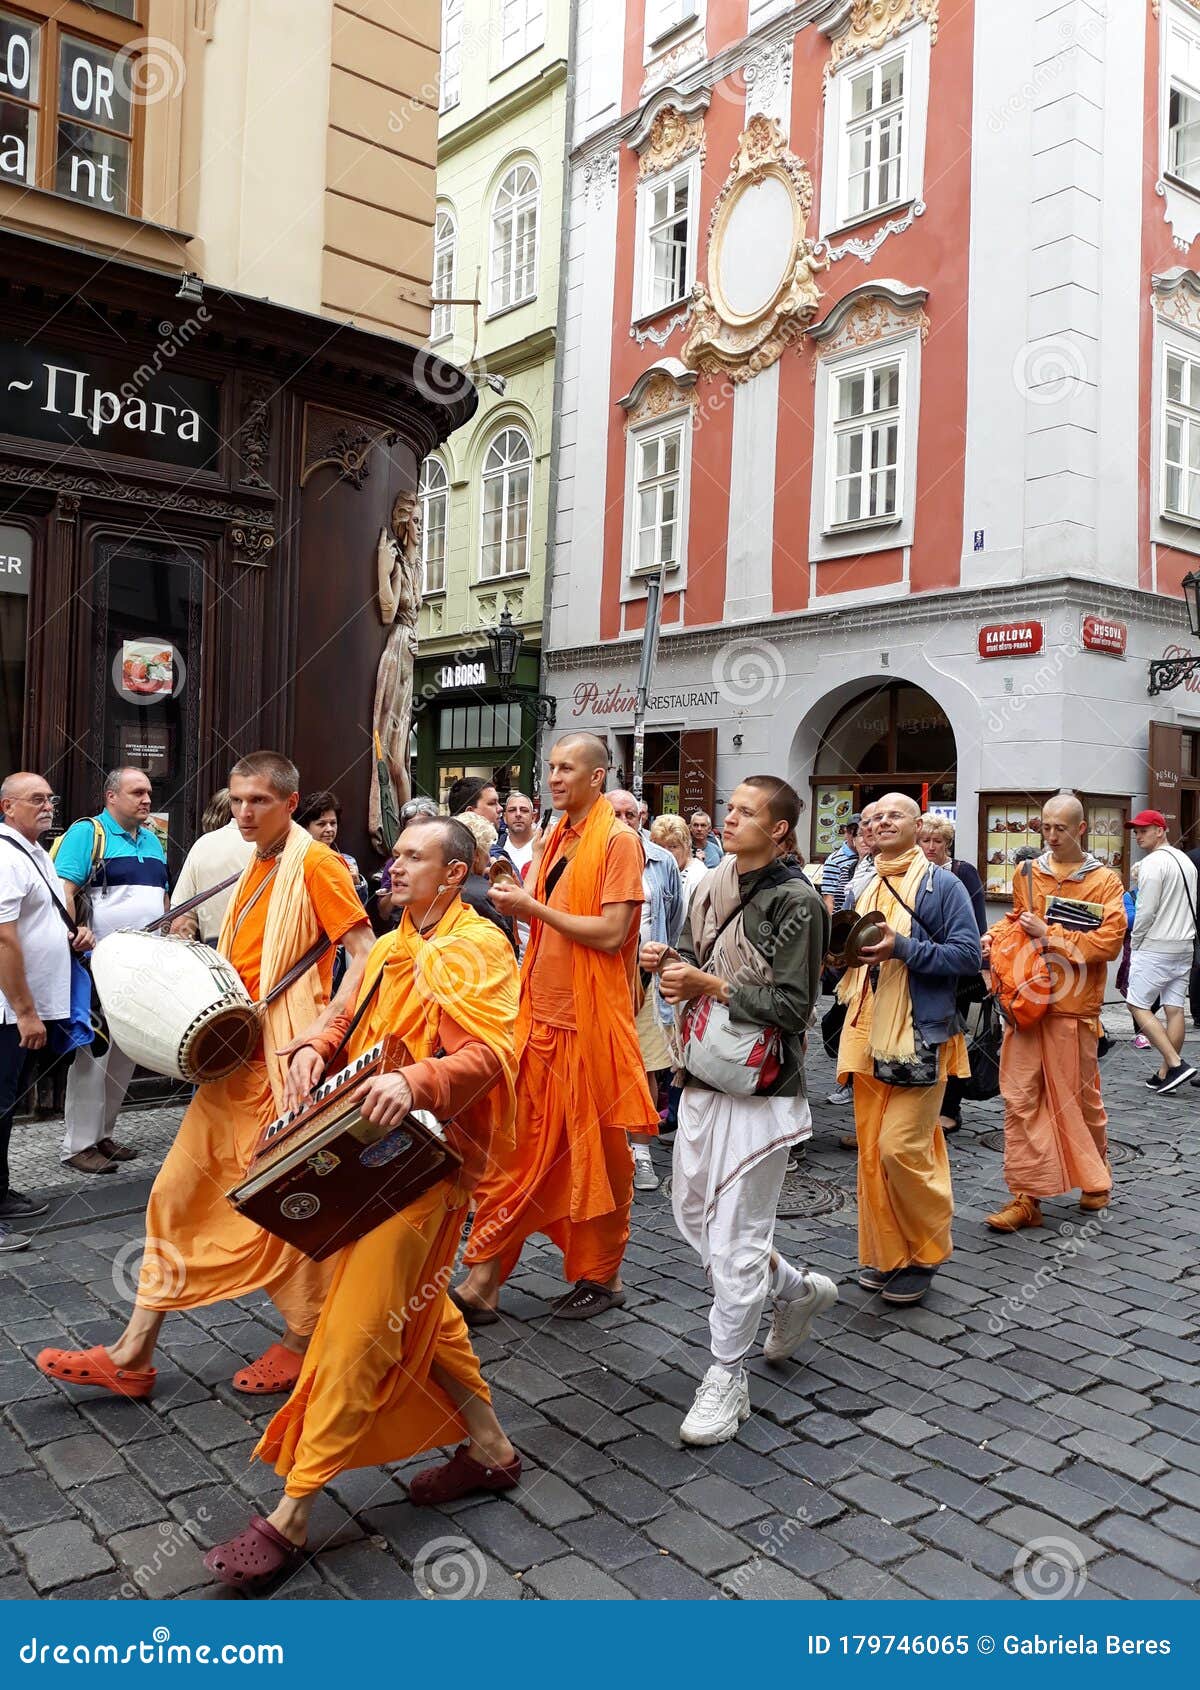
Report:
978,621,1044,658
1081,615,1127,656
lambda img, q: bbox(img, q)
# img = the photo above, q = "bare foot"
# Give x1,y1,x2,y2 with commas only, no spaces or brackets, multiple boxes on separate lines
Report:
468,1434,517,1468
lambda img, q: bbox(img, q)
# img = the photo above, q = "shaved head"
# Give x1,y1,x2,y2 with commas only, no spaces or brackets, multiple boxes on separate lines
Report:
551,732,610,772
1042,793,1084,828
403,814,475,869
878,792,920,820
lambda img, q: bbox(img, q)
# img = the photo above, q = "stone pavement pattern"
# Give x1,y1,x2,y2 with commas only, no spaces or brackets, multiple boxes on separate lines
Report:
1,1033,1199,1602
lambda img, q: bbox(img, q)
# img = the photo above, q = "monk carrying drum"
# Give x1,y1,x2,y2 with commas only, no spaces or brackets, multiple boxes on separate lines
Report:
37,752,374,1400
203,814,521,1591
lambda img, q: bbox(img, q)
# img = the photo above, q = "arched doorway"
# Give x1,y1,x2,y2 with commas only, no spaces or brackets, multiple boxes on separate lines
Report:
810,681,957,860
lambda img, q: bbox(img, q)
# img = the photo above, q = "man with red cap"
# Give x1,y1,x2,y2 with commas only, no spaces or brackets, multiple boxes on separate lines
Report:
1124,809,1198,1094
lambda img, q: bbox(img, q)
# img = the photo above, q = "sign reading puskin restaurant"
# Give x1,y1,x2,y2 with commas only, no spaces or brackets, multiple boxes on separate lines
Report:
572,680,721,717
1081,615,1127,656
0,342,220,471
977,621,1045,659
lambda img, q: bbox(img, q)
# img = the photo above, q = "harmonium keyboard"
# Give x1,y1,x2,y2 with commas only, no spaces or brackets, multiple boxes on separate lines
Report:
227,1034,461,1261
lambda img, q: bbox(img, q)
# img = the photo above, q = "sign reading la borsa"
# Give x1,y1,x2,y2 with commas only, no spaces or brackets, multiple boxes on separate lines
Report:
0,342,220,471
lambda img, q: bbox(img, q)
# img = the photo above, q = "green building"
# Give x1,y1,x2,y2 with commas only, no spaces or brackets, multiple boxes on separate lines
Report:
410,1,569,807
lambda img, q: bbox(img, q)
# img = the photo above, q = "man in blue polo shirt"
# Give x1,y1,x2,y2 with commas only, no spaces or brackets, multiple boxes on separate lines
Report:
55,768,169,1174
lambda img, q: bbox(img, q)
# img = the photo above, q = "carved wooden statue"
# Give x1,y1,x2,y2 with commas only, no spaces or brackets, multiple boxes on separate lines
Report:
369,492,421,853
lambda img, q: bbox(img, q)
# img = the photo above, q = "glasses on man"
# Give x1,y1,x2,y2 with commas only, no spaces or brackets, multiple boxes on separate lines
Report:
17,793,58,807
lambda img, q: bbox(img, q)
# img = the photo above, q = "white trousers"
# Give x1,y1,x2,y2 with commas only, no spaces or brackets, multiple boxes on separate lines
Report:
672,1087,810,1367
62,1042,137,1158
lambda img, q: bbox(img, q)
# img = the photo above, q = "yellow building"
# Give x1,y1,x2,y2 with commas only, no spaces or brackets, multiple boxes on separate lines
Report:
0,0,468,864
410,0,568,806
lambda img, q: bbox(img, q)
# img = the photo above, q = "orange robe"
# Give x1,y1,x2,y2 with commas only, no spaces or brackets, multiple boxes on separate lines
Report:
990,858,1125,1199
465,797,658,1286
254,900,519,1495
136,828,366,1334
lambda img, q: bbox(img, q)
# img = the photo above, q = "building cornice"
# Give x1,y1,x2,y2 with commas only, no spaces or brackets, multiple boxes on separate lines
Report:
544,578,1189,672
483,324,558,378
438,59,569,162
571,2,825,166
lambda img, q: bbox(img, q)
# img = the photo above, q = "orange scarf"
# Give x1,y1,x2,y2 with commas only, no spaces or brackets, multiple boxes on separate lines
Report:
521,798,657,1131
351,895,519,1157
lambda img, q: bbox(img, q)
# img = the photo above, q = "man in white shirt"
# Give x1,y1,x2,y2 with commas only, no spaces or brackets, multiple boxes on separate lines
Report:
491,792,538,960
169,815,254,943
1126,809,1199,1094
0,773,95,1250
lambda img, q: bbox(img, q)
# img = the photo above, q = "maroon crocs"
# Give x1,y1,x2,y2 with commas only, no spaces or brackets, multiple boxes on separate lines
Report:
203,1516,305,1591
407,1443,522,1507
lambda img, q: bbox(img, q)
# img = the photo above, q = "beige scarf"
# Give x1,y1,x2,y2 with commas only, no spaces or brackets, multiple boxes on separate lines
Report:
837,846,929,1062
688,854,773,989
218,822,325,1112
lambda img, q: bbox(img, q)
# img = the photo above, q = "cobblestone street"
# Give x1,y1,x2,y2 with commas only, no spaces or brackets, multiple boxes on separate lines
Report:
1,1031,1198,1603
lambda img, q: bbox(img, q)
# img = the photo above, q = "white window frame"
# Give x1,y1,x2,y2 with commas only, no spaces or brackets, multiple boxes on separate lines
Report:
644,0,700,53
488,161,540,316
497,0,545,70
820,25,930,240
1155,327,1200,543
623,410,692,587
632,155,701,323
478,426,533,581
838,47,909,227
825,352,905,533
440,0,462,112
430,206,456,343
418,456,450,596
810,331,919,563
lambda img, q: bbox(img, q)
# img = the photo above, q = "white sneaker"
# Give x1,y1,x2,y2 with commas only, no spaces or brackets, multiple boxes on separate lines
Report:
679,1364,751,1446
826,1084,853,1105
632,1150,659,1192
763,1270,839,1363
0,1222,30,1253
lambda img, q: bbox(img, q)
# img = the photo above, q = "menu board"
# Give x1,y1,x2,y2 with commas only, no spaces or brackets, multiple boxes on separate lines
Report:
1085,801,1126,879
982,798,1044,898
814,785,854,859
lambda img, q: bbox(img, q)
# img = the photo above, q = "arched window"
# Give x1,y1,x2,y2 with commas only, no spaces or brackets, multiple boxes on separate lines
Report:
479,427,532,579
419,456,449,594
440,0,462,111
489,163,539,314
431,207,456,342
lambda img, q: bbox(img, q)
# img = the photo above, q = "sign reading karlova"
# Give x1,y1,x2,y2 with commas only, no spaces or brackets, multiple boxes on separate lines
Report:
1081,615,1127,656
977,622,1044,659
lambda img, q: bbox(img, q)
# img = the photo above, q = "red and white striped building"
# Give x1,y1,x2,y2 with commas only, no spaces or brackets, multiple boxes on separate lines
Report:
544,0,1200,896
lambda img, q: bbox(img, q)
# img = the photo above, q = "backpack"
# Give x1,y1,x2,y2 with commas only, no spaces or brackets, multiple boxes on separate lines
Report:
49,817,107,926
989,859,1054,1031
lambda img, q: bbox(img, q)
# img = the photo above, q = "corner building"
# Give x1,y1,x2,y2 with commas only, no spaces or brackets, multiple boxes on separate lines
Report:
547,0,1200,899
0,0,473,869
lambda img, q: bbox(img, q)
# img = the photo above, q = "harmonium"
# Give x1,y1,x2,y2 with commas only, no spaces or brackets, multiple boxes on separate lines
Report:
227,1035,461,1261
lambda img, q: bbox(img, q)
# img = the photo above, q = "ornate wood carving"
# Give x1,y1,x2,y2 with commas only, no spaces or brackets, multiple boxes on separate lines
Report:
0,461,271,523
637,105,706,179
830,0,940,69
228,523,276,566
682,117,827,384
299,406,377,489
236,379,274,489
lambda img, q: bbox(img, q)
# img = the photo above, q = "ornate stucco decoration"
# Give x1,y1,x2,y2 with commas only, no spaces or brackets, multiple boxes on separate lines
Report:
617,359,699,431
628,85,710,180
1152,267,1200,333
584,146,619,206
815,200,926,265
743,38,793,125
681,116,827,384
807,280,930,378
828,0,940,70
641,33,707,99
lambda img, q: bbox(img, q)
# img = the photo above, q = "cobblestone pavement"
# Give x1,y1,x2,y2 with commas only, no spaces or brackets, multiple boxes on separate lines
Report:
1,1029,1198,1602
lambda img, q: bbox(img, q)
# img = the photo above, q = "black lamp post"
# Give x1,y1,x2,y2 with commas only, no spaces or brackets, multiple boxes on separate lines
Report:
486,610,556,728
1148,569,1200,695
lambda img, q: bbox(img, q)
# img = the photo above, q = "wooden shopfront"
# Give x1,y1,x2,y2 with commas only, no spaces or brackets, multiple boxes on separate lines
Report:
0,228,474,874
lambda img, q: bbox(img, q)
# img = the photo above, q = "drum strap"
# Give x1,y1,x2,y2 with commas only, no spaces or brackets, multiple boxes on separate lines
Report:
143,871,244,934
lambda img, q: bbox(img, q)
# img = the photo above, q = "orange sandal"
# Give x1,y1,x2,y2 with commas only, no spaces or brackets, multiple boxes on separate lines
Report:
231,1342,304,1395
36,1344,156,1399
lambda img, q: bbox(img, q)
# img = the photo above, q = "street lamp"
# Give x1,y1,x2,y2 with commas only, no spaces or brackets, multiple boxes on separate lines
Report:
1147,569,1200,695
485,610,556,728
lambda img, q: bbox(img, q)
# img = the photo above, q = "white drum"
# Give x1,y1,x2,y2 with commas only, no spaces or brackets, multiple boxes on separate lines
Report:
90,931,261,1083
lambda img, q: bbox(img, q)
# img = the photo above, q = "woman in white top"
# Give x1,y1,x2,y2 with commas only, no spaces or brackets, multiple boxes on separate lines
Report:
651,814,709,919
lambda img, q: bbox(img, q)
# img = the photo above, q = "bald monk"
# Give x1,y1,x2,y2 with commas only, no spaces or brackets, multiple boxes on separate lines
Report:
203,816,522,1591
983,793,1126,1233
37,752,374,1399
454,733,659,1322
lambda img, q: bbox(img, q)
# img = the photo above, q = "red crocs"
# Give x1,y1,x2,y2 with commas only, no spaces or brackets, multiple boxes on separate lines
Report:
203,1517,305,1591
231,1343,304,1395
36,1345,156,1399
408,1443,522,1507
